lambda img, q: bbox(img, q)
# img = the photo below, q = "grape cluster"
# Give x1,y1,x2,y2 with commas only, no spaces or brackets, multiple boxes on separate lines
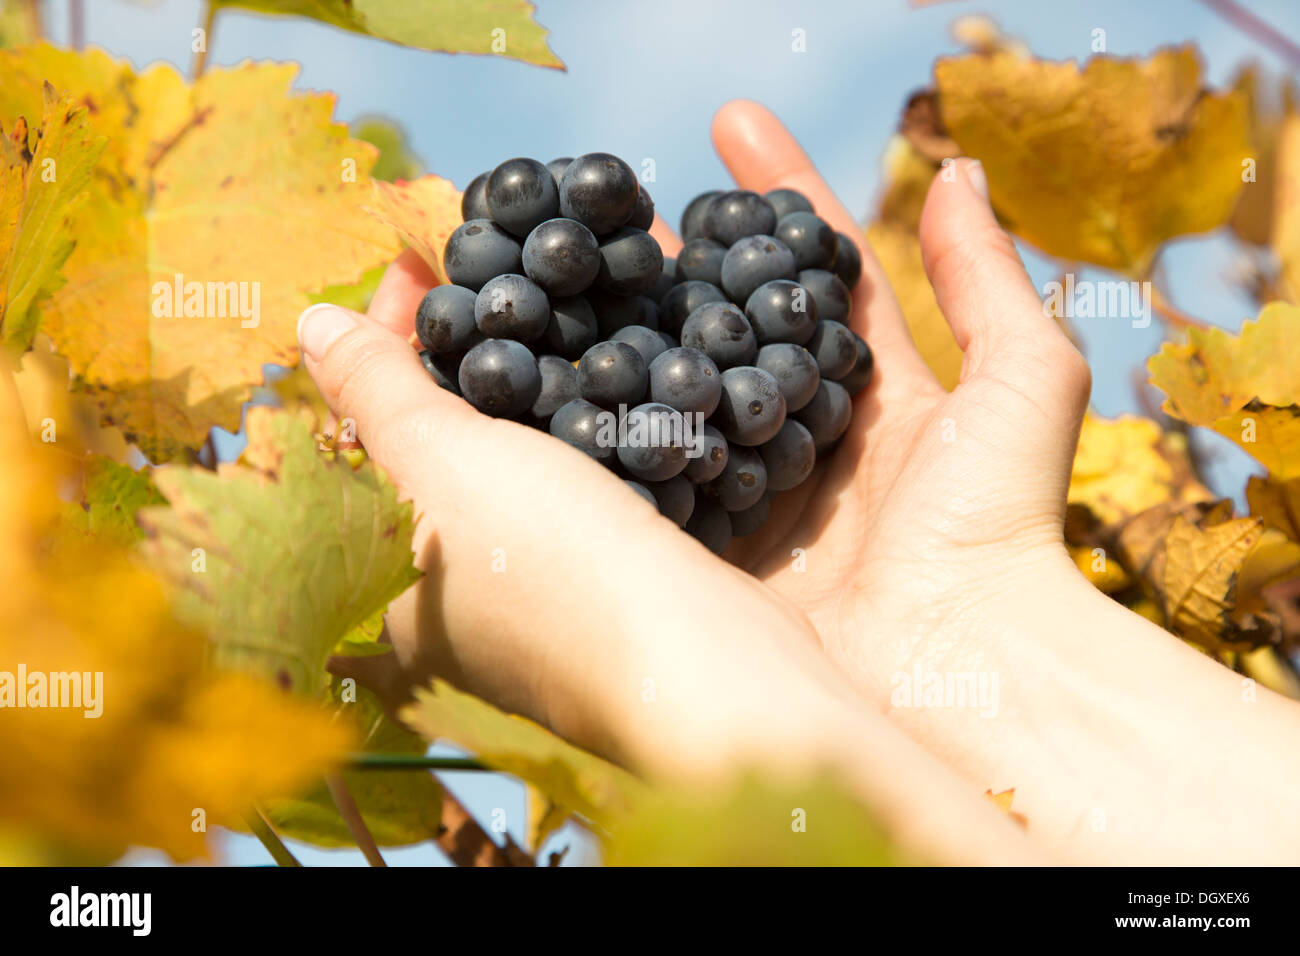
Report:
416,153,873,555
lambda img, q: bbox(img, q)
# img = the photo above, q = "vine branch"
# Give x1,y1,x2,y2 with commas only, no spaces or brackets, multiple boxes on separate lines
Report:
436,786,533,867
1199,0,1300,69
243,807,301,867
191,2,215,79
325,772,387,867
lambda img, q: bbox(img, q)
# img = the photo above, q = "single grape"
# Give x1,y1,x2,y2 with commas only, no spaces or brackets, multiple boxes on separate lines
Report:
675,238,727,286
649,257,677,304
659,280,726,337
444,219,523,292
521,218,601,296
658,331,679,350
805,320,858,380
546,157,573,186
680,190,721,241
647,475,695,527
595,227,664,295
728,495,771,537
685,492,732,555
486,157,560,237
775,211,837,271
702,191,778,246
578,340,648,408
589,290,660,337
530,354,581,423
618,402,689,481
416,284,480,354
549,398,617,465
629,183,655,230
720,234,797,304
755,342,820,412
797,268,852,325
765,187,814,220
831,231,863,289
559,153,639,235
462,171,492,222
544,294,599,359
679,301,758,370
474,274,550,342
458,339,541,418
683,423,729,483
835,332,875,395
702,444,767,511
743,279,817,345
714,365,786,446
419,349,462,395
625,480,657,506
759,419,816,491
648,346,721,416
795,379,852,450
611,324,669,366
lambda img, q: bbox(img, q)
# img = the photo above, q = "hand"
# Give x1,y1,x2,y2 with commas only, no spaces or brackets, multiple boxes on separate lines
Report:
699,102,1300,864
296,251,1039,865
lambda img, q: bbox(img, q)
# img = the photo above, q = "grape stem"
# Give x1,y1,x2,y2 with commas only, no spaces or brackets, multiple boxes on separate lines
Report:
243,806,302,867
325,772,387,866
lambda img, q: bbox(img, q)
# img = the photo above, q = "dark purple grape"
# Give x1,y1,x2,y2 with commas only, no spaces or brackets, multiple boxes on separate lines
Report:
522,218,600,296
625,480,657,506
760,420,816,491
683,423,729,483
559,153,639,235
679,302,758,370
720,234,797,304
611,324,669,366
458,339,541,418
805,320,858,380
596,227,664,295
685,492,732,554
444,219,523,292
675,238,726,286
775,212,837,271
795,380,852,450
659,280,726,337
714,365,786,446
578,340,648,408
702,190,777,246
765,188,813,220
419,349,462,395
474,274,550,342
462,171,492,222
797,268,852,325
487,157,560,237
658,331,678,350
744,279,817,345
835,333,875,395
589,290,659,337
549,398,616,465
831,231,863,289
546,157,573,187
648,258,677,304
617,402,689,481
629,183,655,230
530,354,581,423
728,495,771,537
416,284,479,354
647,475,695,527
544,294,599,359
755,342,820,412
702,444,767,511
680,190,721,242
648,346,721,416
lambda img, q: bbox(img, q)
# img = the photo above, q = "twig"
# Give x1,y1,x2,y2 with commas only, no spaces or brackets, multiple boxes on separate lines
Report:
1149,285,1210,331
1199,0,1300,69
69,0,83,49
325,772,387,867
191,2,215,79
20,0,42,39
350,753,490,772
436,786,533,867
243,807,302,867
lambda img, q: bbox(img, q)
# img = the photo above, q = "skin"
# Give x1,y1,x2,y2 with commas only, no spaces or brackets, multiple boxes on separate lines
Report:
301,101,1300,865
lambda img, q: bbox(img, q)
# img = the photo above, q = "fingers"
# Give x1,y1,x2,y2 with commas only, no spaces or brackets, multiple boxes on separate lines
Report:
710,100,940,401
650,213,683,258
917,158,1091,419
367,248,440,338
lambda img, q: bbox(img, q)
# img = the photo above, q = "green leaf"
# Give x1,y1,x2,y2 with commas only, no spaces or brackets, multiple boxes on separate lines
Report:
212,0,564,69
261,681,442,848
351,115,423,183
604,771,906,866
63,456,163,547
138,407,422,695
400,680,645,830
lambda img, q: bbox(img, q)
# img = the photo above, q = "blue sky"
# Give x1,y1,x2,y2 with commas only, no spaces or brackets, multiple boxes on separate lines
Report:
41,0,1299,865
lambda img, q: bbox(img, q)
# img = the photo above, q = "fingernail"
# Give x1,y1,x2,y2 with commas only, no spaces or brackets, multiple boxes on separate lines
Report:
297,304,356,361
966,159,989,202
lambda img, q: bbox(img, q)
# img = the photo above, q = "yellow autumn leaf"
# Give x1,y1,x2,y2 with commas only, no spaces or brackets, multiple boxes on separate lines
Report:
935,47,1248,273
0,384,351,863
1149,301,1300,477
12,335,129,458
366,174,464,284
0,83,104,350
1228,65,1292,247
1246,473,1300,540
0,45,402,460
1235,527,1300,619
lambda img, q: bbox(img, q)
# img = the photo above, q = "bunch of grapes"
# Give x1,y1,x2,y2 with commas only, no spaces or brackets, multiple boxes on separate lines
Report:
416,152,873,555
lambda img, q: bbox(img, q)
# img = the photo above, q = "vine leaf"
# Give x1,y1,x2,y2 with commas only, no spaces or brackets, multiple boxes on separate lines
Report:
63,455,163,547
212,0,564,69
0,84,104,350
1149,302,1300,477
0,45,402,460
935,47,1249,272
400,680,645,830
1246,474,1300,541
138,407,422,695
366,174,463,285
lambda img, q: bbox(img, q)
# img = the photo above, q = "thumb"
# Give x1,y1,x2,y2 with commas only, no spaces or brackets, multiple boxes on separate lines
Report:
297,303,473,476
